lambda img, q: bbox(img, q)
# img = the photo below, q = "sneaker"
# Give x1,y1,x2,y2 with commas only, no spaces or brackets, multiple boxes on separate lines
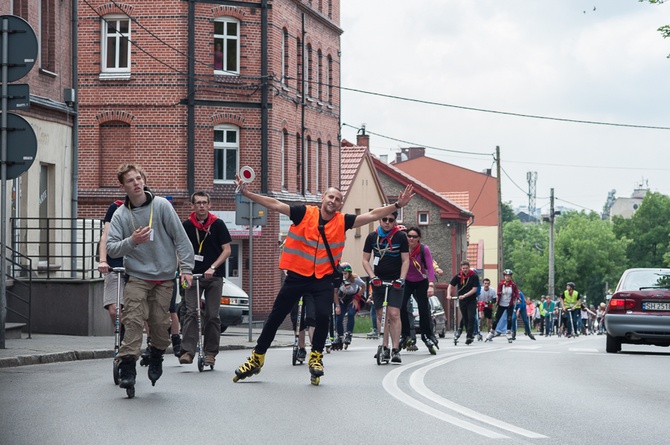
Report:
204,355,216,366
171,334,182,357
297,348,307,361
179,353,193,364
391,348,401,363
367,328,378,339
382,347,391,362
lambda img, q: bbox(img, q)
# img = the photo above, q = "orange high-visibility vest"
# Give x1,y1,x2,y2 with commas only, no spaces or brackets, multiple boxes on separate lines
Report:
279,206,345,278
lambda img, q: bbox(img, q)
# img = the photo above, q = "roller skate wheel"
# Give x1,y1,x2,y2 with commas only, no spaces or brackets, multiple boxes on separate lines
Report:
311,376,320,386
233,375,240,383
126,387,135,399
326,346,331,354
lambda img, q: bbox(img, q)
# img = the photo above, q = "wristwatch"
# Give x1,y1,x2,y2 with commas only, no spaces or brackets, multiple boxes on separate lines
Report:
394,202,401,209
209,266,217,270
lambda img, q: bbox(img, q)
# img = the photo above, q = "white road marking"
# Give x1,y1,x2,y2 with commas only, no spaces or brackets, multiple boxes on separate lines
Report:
382,347,548,439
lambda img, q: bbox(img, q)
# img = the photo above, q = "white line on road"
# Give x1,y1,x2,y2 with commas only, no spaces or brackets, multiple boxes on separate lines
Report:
382,347,548,439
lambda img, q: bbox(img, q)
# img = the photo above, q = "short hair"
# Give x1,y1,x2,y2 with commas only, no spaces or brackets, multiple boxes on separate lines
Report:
407,226,421,237
482,278,490,284
191,191,210,204
391,211,398,218
460,260,470,267
117,164,146,184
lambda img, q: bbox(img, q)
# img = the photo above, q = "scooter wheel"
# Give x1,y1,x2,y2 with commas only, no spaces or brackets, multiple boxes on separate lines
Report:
310,376,320,386
233,375,240,382
198,357,204,372
376,345,383,366
292,348,298,366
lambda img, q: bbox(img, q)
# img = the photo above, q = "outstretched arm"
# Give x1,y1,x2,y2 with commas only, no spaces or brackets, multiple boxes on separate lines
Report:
353,184,415,228
235,174,291,216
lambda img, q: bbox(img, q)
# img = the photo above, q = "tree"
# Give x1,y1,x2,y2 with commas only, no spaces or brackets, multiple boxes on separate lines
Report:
640,0,670,58
501,201,517,223
613,192,670,268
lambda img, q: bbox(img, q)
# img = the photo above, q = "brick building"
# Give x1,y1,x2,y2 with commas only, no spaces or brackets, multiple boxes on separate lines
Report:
77,0,341,319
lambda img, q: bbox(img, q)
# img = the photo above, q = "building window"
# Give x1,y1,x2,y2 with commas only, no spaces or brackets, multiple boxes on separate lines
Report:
296,133,302,193
214,125,239,183
101,15,131,75
327,55,333,104
305,44,312,98
281,130,287,189
282,28,289,87
326,141,332,187
214,18,240,74
297,38,302,96
305,136,311,193
316,50,322,102
418,211,429,225
40,0,56,73
315,139,321,193
396,207,404,223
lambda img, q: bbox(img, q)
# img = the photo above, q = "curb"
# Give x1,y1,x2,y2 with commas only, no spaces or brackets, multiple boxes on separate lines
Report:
0,342,292,369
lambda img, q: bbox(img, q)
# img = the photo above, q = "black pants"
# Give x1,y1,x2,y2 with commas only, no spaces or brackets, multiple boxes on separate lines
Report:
459,297,478,339
400,280,432,339
256,273,333,354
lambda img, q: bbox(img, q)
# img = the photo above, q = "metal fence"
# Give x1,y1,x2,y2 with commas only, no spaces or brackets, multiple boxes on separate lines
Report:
9,217,104,280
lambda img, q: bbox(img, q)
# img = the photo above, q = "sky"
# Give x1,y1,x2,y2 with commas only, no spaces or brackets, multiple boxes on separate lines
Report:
339,0,670,215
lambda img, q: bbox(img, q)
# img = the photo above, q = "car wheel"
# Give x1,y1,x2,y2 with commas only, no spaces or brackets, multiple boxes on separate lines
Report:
220,325,228,333
606,333,621,353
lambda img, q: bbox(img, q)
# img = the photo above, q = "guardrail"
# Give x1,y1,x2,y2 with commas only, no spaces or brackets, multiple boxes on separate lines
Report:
4,245,32,338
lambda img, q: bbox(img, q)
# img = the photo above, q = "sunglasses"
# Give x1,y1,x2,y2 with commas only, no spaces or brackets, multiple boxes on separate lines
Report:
407,234,419,239
381,217,395,223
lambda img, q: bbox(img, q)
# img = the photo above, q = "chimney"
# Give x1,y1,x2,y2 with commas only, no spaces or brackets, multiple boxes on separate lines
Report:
357,133,369,148
408,147,425,159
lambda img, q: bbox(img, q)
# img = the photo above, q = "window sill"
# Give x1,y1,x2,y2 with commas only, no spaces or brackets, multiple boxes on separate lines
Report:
99,72,131,81
39,68,58,78
214,72,242,83
306,97,314,103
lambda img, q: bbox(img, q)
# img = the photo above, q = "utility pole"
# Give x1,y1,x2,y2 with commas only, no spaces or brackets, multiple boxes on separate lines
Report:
496,146,503,281
548,188,555,298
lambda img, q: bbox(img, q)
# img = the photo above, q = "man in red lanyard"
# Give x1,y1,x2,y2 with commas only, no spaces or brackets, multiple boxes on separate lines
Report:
180,191,232,366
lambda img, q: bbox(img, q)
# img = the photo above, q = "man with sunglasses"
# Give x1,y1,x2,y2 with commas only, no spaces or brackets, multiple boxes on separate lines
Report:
362,211,410,364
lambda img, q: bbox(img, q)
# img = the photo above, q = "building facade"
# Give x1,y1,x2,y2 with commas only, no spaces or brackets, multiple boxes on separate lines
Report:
77,0,341,318
4,1,76,269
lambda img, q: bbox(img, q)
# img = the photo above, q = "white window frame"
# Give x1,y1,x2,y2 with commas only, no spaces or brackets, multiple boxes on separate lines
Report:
101,14,131,78
214,17,240,75
418,211,429,226
214,124,239,184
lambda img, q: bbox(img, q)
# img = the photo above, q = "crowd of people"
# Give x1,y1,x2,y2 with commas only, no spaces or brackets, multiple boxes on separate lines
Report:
100,165,605,395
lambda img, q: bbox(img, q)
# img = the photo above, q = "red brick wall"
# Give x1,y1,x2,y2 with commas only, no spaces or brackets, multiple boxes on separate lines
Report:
78,0,341,318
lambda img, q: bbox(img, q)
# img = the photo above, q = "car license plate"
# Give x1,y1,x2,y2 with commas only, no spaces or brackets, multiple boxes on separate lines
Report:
642,301,670,311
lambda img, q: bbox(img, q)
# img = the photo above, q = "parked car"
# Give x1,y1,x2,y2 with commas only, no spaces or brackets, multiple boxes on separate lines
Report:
411,295,447,338
177,278,250,333
604,268,670,353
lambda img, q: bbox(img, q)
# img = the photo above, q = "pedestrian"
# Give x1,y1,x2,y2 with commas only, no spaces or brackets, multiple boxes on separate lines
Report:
179,191,232,367
561,282,581,337
596,302,606,335
399,226,439,354
233,179,415,384
334,263,365,349
107,164,195,393
479,278,496,334
485,269,518,342
511,291,536,340
98,198,126,335
448,260,481,345
362,211,410,364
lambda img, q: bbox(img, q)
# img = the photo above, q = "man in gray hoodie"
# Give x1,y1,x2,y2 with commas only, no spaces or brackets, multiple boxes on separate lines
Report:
107,164,194,393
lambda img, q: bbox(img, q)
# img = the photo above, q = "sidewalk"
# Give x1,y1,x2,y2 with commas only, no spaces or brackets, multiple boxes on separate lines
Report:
0,327,295,369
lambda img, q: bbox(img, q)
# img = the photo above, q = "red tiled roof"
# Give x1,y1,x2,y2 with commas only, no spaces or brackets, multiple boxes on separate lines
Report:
340,144,367,197
467,243,479,268
442,192,469,210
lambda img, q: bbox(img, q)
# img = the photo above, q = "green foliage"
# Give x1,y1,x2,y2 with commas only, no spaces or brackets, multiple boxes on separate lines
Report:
612,192,670,268
501,201,517,223
640,0,670,57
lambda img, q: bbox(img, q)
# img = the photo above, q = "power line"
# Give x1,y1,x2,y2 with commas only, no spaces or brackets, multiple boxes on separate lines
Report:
339,86,670,131
501,166,529,196
341,123,493,157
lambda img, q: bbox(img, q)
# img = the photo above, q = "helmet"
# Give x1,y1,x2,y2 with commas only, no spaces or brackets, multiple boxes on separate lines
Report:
340,262,352,273
396,224,407,232
567,281,575,288
503,269,513,275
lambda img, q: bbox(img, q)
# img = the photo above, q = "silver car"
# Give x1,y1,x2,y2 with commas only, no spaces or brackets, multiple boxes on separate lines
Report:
604,268,670,353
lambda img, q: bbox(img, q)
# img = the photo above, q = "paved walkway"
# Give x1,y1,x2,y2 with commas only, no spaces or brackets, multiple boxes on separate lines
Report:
0,327,295,368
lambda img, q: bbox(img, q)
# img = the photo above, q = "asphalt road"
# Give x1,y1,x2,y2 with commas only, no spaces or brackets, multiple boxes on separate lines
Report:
0,334,668,445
